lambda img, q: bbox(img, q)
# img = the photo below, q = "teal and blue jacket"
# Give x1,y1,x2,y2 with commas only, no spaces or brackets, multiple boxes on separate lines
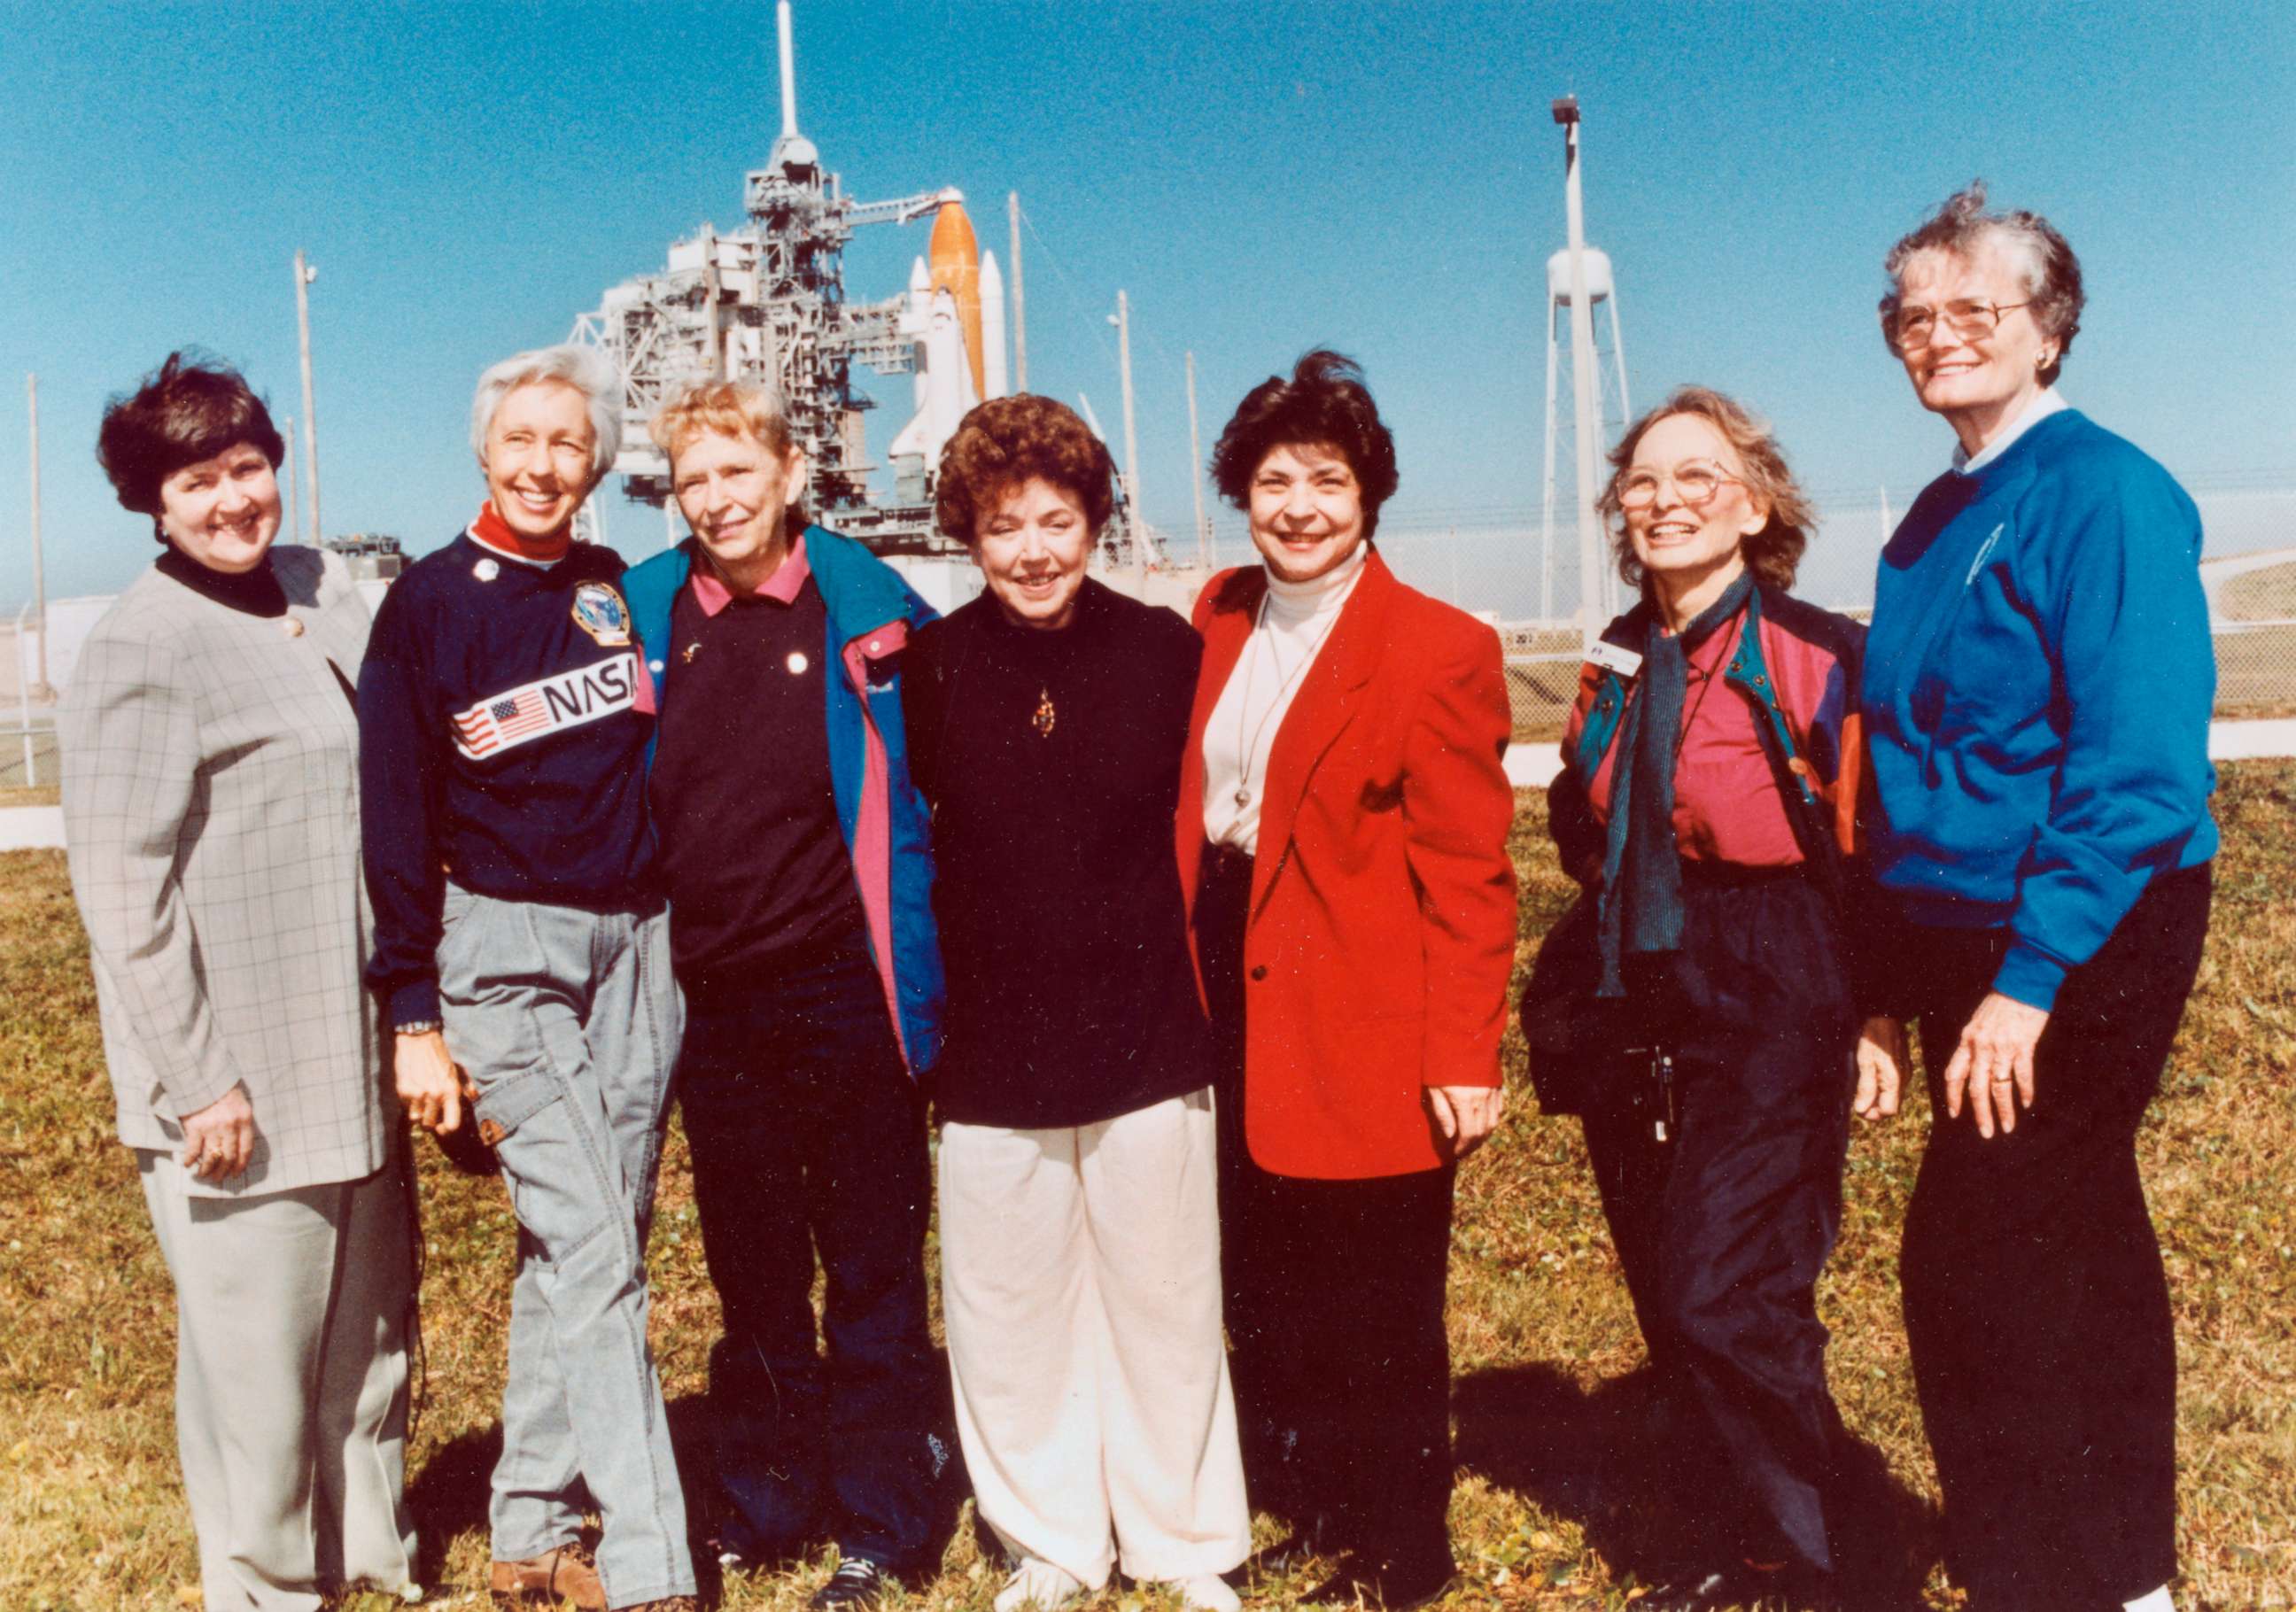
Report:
624,529,946,1073
1862,407,2217,1011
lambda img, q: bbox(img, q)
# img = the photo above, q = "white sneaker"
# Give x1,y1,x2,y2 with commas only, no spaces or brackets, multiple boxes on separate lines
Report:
1174,1574,1242,1612
996,1559,1084,1612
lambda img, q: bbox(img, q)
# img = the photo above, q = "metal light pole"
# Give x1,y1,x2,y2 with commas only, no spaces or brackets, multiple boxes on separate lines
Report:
27,373,50,700
1184,351,1209,569
1555,97,1606,646
294,251,322,545
1109,291,1140,562
1008,191,1028,392
280,416,296,561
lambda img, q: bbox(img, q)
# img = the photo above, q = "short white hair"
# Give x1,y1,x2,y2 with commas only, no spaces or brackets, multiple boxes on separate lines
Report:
469,344,624,480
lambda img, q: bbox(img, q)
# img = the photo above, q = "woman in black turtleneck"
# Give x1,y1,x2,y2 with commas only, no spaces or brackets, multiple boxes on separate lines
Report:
902,395,1249,1612
59,353,418,1607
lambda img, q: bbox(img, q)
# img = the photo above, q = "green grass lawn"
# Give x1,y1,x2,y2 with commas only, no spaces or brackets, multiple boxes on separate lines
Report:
4,764,2292,1610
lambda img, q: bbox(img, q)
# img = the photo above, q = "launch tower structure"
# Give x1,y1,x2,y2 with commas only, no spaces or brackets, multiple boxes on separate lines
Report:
569,1,1016,553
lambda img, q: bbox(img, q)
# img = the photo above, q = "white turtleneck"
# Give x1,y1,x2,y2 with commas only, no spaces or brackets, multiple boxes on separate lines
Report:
1201,542,1369,856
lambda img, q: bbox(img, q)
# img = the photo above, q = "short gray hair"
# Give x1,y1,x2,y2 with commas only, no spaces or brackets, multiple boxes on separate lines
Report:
1879,180,2085,385
469,344,624,480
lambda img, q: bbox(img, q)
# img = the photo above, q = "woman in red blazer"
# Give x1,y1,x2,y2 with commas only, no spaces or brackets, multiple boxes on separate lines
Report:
1177,352,1516,1610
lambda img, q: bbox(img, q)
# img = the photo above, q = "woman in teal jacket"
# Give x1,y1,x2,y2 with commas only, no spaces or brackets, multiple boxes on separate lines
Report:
622,381,949,1602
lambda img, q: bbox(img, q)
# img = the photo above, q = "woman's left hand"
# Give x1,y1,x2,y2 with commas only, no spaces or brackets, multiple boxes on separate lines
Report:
1854,1016,1905,1120
1942,991,2050,1139
180,1083,256,1182
1426,1084,1506,1160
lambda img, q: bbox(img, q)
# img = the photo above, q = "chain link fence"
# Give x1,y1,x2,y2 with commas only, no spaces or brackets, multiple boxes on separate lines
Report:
4,484,2292,787
1186,483,2296,740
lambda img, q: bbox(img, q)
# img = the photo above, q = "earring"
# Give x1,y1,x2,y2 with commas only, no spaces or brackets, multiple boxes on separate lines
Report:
153,517,168,546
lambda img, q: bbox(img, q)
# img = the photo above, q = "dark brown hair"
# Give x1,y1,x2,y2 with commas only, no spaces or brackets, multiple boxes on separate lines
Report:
97,352,286,523
1879,180,2085,385
935,393,1115,544
1209,350,1399,539
1596,386,1814,592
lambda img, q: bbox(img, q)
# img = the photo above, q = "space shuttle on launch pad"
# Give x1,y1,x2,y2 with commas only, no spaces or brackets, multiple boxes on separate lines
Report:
570,0,1016,552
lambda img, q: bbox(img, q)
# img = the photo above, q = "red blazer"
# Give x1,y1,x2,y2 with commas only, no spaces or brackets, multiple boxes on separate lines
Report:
1176,548,1517,1180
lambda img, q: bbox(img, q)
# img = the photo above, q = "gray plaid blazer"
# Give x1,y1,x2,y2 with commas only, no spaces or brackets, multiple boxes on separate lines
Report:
61,546,390,1197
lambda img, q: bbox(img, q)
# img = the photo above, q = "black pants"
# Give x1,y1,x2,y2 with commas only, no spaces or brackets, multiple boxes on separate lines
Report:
1900,864,2210,1612
1197,843,1458,1583
1578,865,1858,1577
676,934,948,1575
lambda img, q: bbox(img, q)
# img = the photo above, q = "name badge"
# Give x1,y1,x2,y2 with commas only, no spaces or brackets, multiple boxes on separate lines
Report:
1586,639,1643,679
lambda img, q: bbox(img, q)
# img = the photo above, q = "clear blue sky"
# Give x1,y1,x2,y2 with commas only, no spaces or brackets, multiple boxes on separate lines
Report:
3,0,2291,609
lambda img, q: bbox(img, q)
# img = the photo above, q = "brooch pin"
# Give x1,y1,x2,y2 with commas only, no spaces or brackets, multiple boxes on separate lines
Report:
681,643,702,664
1031,686,1057,738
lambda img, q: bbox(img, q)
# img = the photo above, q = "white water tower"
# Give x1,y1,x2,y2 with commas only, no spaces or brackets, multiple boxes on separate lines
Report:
1540,244,1630,627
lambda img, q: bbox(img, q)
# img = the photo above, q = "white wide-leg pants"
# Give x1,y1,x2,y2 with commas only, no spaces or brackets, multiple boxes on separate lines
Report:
939,1087,1251,1589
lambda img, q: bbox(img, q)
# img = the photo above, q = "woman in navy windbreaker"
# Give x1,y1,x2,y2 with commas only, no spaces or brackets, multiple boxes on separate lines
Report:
1865,183,2215,1612
1547,386,1901,1612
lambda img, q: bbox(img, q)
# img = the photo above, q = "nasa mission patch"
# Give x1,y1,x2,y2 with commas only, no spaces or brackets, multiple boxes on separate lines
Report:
570,581,633,647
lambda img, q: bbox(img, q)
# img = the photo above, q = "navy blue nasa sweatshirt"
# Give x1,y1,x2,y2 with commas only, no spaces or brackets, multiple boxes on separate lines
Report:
359,530,657,1028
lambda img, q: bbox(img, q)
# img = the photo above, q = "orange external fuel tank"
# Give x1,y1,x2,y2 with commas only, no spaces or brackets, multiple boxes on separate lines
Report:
927,198,985,401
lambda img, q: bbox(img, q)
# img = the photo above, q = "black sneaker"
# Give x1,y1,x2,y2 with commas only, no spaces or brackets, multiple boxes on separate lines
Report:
810,1557,892,1611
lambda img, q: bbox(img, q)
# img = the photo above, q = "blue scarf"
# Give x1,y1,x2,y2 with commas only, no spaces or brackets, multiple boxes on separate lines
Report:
1594,571,1755,997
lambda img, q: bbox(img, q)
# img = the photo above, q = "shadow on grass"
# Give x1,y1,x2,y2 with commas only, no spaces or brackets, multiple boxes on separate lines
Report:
407,1378,973,1600
404,1422,500,1587
1454,1362,1938,1609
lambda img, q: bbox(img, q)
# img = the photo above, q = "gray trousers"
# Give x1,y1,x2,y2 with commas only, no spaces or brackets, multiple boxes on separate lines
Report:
438,886,693,1608
138,1147,416,1612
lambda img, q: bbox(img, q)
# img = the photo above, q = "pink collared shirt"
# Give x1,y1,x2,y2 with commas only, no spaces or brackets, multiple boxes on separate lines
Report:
687,538,811,615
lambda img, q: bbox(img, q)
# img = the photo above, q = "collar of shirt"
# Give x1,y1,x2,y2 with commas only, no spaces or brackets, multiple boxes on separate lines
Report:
469,500,570,565
1953,387,2068,477
689,536,811,616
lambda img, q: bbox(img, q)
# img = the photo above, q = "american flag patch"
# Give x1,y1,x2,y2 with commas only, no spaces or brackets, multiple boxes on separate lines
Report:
450,654,642,761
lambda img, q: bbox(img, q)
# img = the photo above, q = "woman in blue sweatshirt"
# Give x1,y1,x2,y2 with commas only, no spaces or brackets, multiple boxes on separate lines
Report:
1864,183,2215,1612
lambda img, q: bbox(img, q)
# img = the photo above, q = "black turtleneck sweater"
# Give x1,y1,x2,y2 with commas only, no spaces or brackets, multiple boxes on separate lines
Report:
902,578,1211,1128
157,544,289,616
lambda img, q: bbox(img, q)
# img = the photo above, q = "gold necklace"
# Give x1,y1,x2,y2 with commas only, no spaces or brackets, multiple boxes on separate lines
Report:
1229,594,1342,809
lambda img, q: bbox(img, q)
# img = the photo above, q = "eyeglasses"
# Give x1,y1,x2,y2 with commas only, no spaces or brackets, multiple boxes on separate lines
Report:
1617,461,1745,510
1885,298,2032,351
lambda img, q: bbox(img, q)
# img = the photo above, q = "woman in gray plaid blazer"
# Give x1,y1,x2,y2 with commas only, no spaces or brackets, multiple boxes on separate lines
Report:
59,354,418,1612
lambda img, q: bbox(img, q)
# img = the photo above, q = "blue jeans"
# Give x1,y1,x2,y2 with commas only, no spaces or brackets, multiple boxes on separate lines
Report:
438,885,694,1608
676,931,950,1575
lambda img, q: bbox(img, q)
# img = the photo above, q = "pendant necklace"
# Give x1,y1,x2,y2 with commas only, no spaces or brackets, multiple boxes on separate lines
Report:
1032,686,1057,738
1229,593,1342,809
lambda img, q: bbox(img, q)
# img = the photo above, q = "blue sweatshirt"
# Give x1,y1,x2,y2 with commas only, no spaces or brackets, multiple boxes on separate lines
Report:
1862,407,2216,1011
359,531,657,1027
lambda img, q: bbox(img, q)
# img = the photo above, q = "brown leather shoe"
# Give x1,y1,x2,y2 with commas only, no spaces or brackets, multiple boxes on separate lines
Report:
489,1540,608,1609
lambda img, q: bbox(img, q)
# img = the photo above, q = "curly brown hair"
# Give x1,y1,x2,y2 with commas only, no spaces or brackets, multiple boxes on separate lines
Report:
935,394,1115,545
1595,386,1814,593
1209,350,1399,538
97,352,287,525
